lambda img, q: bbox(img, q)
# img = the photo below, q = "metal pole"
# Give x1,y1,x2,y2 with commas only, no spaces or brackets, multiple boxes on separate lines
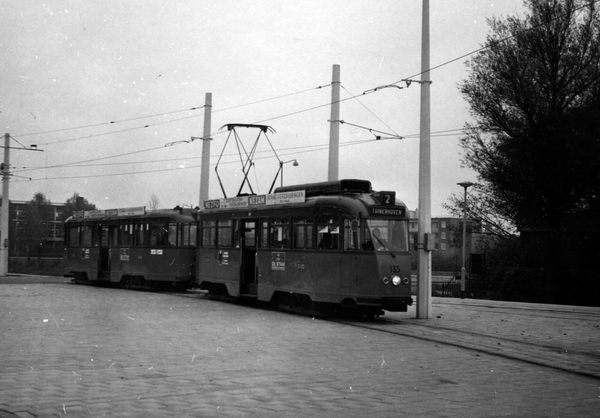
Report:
199,92,213,206
0,133,10,276
461,186,467,299
328,64,340,181
457,181,474,298
416,0,432,319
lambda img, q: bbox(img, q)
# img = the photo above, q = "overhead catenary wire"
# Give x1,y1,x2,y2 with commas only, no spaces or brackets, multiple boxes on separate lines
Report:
12,136,388,182
12,129,471,183
15,0,581,181
12,128,467,174
14,84,331,145
380,0,600,89
15,105,207,139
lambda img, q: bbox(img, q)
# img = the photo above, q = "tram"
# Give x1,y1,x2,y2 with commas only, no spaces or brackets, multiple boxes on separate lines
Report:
64,206,198,290
197,179,413,316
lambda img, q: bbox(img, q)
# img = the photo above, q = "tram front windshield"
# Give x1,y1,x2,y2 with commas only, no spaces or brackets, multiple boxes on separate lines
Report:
366,219,409,252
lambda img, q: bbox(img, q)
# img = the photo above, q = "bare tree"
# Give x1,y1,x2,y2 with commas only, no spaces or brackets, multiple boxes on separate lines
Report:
454,0,600,302
147,194,160,211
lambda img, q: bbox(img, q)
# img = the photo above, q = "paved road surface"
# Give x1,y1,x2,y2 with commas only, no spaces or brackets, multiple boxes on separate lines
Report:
1,275,598,417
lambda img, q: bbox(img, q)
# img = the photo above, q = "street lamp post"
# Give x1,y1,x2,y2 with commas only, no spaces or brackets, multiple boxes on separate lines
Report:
457,181,475,299
280,159,299,187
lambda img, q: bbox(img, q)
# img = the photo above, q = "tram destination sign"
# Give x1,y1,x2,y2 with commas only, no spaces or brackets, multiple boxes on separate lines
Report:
370,207,406,217
203,190,305,210
73,206,146,219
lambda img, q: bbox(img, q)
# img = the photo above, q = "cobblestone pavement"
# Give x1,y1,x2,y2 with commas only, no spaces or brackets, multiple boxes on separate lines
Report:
0,277,599,417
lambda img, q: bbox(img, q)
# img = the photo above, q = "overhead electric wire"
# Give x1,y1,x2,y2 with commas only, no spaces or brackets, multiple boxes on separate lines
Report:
341,85,401,138
18,0,582,179
12,128,467,175
15,145,168,174
15,84,330,145
383,0,600,88
12,136,387,182
13,128,470,183
37,112,208,146
15,105,207,138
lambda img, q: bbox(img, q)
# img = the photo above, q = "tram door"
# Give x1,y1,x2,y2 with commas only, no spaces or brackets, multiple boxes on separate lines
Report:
98,225,111,280
240,220,258,296
99,225,116,280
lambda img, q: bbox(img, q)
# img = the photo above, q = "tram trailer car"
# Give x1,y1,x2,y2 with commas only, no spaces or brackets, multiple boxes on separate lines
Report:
64,207,198,290
198,179,413,317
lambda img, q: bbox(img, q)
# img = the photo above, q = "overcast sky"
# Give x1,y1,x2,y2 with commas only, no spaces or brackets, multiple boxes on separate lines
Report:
1,1,525,215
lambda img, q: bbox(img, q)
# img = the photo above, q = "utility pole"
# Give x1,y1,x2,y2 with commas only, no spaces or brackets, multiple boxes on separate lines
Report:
198,92,212,206
416,0,433,319
458,181,474,299
328,64,340,181
0,133,10,276
0,134,44,276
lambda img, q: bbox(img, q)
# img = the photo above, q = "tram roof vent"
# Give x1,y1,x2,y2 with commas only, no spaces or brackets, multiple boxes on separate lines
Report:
274,179,372,197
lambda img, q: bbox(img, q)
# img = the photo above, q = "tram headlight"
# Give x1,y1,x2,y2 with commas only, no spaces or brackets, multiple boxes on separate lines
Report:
391,275,401,286
382,277,389,285
403,277,410,285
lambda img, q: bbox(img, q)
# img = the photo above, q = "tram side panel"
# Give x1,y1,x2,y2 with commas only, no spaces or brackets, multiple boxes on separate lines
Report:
110,247,196,285
197,248,242,297
257,251,343,304
65,247,101,281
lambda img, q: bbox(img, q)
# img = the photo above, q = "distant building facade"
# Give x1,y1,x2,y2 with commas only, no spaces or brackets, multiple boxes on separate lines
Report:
0,199,65,257
408,213,481,272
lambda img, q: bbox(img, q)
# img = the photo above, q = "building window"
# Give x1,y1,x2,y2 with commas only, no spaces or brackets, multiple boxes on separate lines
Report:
441,243,447,251
441,232,446,240
441,221,447,229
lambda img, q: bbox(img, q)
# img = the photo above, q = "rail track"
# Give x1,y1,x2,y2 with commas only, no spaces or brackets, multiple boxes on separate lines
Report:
330,301,600,380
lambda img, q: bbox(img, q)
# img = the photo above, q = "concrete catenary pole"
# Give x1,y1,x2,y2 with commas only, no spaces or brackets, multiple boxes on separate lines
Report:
0,133,10,276
328,64,340,181
199,92,213,206
417,0,432,319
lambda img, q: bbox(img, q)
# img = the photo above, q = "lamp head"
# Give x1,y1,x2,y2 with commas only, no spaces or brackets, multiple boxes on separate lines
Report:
457,181,475,189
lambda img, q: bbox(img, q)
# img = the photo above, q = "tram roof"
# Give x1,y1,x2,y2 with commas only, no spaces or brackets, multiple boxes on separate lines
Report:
201,179,408,217
65,206,198,223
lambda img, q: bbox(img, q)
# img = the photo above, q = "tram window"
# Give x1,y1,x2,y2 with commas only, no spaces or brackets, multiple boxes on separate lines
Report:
202,220,216,247
177,223,186,246
260,220,269,249
270,218,290,248
119,224,133,246
244,221,256,246
81,226,93,247
92,226,100,247
68,226,80,247
178,223,195,247
110,226,118,247
169,223,178,246
232,220,240,248
365,219,409,252
344,219,360,251
150,222,168,247
293,217,314,249
189,224,197,247
135,223,150,246
101,226,110,247
218,220,233,247
317,217,340,250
